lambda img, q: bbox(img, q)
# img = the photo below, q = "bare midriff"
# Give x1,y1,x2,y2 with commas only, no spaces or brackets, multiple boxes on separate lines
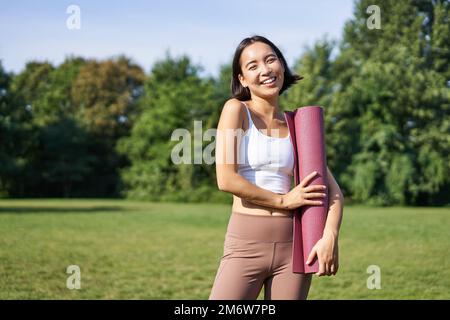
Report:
232,194,293,217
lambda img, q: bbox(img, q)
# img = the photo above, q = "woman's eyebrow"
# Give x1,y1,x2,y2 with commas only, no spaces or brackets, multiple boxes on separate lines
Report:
245,53,277,68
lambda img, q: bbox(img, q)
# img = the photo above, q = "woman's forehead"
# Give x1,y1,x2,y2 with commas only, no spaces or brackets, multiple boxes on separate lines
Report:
240,42,275,64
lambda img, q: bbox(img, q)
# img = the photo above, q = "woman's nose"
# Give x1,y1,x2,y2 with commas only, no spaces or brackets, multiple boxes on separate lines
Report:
261,63,272,75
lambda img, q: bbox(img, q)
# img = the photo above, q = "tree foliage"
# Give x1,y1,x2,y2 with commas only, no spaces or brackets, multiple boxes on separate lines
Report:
0,0,448,205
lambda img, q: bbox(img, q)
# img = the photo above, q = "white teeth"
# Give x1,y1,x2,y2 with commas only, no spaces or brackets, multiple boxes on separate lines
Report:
262,77,275,84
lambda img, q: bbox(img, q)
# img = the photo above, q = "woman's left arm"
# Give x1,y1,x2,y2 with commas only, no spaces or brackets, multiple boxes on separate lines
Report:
306,166,344,276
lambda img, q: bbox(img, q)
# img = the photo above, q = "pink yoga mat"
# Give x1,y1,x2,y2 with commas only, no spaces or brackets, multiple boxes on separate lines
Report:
284,106,329,274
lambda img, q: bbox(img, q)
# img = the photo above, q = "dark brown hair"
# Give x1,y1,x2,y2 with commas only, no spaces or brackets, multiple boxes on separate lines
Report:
231,35,302,101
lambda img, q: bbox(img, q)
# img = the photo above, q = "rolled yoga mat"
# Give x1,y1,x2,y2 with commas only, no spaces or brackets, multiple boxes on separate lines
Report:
284,106,329,274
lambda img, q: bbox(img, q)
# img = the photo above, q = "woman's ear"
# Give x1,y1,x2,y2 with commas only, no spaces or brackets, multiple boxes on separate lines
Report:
238,74,247,88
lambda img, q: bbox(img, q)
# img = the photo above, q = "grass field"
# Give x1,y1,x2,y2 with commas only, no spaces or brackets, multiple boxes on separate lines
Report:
0,199,449,299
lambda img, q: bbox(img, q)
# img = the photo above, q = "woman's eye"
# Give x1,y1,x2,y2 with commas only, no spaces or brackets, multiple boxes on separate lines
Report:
249,65,256,70
267,58,276,63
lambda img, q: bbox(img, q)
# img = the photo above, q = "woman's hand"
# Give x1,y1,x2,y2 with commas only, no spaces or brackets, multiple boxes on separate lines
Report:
281,171,327,210
306,231,339,276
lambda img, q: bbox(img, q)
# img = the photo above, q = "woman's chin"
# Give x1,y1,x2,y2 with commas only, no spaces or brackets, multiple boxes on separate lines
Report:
255,87,281,98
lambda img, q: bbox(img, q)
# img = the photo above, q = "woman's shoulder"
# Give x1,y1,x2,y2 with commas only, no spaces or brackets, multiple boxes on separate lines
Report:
224,98,247,109
218,98,247,130
221,98,247,119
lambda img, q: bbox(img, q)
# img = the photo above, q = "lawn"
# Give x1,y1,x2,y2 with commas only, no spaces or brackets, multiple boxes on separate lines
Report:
0,199,449,299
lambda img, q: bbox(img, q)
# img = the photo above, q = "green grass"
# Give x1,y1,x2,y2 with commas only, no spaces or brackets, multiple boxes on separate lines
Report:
0,199,449,299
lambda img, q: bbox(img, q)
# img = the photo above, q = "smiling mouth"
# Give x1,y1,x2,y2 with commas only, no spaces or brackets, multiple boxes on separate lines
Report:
260,76,276,85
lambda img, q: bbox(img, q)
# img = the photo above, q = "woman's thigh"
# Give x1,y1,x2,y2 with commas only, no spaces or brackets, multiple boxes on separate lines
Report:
263,242,312,300
209,234,272,300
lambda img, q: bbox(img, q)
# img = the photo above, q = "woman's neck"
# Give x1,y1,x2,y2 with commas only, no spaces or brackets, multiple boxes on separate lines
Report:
249,95,281,121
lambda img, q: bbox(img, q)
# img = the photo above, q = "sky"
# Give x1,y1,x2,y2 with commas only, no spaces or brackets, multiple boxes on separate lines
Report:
0,0,355,77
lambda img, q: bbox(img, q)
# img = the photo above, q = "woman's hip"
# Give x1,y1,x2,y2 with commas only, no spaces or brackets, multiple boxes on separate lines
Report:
226,211,293,242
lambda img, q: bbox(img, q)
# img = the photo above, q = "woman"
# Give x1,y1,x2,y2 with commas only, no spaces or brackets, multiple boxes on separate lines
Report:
209,35,344,300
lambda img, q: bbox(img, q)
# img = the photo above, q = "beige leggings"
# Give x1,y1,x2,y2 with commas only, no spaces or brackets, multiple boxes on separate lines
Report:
209,211,312,300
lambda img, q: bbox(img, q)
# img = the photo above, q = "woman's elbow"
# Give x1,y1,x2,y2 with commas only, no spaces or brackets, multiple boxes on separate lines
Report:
217,176,229,192
335,190,344,205
217,180,227,192
329,186,344,204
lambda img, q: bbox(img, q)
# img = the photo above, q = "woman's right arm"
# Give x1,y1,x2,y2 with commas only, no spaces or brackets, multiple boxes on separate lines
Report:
215,99,326,210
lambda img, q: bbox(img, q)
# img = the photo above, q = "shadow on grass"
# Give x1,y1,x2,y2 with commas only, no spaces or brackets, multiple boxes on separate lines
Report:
0,206,127,214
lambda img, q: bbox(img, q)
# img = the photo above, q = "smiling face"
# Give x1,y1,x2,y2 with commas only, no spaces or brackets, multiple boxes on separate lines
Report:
238,41,285,99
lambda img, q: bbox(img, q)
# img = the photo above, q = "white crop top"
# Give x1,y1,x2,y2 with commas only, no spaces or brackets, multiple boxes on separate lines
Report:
237,102,294,194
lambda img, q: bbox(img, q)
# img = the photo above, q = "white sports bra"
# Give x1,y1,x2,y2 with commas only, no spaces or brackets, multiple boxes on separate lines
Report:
237,102,294,194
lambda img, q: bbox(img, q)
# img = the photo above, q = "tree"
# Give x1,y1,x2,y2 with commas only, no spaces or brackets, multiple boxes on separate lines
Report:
5,58,89,196
332,0,449,205
0,61,39,197
70,56,145,196
117,53,220,201
36,118,95,197
281,38,335,110
3,56,145,197
71,56,145,140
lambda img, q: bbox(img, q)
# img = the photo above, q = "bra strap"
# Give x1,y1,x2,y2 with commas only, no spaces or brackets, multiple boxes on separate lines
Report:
242,102,253,128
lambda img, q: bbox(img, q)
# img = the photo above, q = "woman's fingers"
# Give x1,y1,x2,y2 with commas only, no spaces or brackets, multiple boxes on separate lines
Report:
299,171,318,188
317,258,335,276
299,171,327,189
330,264,336,275
315,259,340,276
303,192,326,199
333,263,339,275
306,247,317,265
316,262,326,276
326,262,332,276
332,256,339,275
315,253,326,276
302,187,326,206
307,200,324,206
303,199,324,206
304,185,327,193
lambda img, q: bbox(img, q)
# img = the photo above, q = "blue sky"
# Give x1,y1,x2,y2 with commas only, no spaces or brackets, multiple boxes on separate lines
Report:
0,0,355,77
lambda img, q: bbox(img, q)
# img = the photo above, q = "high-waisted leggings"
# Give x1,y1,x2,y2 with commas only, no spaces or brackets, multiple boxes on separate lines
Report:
209,211,312,300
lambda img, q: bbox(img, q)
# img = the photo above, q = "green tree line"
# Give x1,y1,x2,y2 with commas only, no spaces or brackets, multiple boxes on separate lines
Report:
0,0,448,205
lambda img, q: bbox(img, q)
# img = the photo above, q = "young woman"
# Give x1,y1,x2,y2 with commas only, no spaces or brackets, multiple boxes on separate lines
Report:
209,35,344,300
